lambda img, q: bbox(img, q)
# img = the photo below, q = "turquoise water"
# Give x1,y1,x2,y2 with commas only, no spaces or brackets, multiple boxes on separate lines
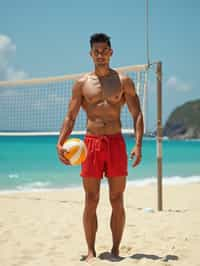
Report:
0,135,200,192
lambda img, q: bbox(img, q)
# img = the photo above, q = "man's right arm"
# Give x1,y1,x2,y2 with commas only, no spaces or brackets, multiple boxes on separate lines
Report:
56,79,83,164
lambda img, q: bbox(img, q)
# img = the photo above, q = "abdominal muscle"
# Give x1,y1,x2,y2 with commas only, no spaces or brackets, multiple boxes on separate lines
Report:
86,118,122,135
84,102,123,135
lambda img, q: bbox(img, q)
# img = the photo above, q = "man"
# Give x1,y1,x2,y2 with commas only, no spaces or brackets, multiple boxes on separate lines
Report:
57,33,144,262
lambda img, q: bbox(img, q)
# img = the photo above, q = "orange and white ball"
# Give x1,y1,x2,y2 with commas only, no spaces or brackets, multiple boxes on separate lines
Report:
62,138,87,165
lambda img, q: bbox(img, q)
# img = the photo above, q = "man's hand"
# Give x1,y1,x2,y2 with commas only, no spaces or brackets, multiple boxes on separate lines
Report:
130,145,142,167
56,144,71,165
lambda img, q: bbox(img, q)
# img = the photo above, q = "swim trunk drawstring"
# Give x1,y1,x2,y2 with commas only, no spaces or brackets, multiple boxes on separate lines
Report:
94,136,111,165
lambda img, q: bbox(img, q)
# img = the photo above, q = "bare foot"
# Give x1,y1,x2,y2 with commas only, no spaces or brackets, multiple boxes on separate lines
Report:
111,247,119,257
80,250,96,263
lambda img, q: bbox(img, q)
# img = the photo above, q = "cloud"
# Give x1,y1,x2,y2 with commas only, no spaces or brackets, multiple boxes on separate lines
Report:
0,34,28,81
166,76,192,92
6,66,27,81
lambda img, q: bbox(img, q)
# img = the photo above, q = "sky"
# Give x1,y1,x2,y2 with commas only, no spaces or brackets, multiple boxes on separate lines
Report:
0,0,200,130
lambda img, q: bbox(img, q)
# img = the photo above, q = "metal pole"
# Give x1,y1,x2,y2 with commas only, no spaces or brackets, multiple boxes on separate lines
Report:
156,61,163,211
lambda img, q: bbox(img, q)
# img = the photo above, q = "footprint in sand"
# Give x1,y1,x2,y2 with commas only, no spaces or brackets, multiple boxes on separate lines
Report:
98,244,109,250
63,234,71,239
120,245,132,253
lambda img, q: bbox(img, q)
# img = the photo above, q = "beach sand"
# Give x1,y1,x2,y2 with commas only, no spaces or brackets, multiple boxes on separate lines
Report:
0,183,200,266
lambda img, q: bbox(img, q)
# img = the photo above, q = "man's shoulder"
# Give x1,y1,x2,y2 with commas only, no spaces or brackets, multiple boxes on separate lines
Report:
71,74,89,92
118,73,136,95
76,72,94,87
116,73,134,90
118,73,132,83
76,74,89,84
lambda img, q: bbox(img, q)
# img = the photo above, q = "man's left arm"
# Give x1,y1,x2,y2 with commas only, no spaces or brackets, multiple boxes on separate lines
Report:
123,76,144,167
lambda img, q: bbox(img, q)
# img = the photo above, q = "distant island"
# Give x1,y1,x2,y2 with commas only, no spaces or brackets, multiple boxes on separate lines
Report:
163,99,200,139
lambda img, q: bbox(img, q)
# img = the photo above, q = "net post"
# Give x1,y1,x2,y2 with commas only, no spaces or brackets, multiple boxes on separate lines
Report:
156,61,163,211
143,71,148,134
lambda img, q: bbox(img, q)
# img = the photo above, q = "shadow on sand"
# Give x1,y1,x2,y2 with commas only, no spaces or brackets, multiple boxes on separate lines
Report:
97,252,179,263
130,253,179,262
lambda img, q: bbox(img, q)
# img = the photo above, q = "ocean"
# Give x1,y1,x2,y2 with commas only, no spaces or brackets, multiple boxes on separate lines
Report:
0,135,200,193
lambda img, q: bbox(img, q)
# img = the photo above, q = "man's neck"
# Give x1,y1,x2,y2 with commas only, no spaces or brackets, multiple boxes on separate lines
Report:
94,65,110,77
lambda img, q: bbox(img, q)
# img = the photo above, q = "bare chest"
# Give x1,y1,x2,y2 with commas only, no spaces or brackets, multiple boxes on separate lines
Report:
82,74,123,104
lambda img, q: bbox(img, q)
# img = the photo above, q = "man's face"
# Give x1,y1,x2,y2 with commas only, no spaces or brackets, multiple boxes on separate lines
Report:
90,42,113,66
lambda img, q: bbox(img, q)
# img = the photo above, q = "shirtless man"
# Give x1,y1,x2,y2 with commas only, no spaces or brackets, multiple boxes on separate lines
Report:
57,33,144,262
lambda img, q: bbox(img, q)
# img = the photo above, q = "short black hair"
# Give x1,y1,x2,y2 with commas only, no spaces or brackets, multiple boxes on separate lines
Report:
90,33,111,48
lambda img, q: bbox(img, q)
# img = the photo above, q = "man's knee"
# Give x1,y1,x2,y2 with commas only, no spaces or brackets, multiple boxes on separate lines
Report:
85,192,100,210
109,192,124,209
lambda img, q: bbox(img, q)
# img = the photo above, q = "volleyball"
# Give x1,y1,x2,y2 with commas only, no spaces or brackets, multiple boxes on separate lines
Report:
62,138,87,165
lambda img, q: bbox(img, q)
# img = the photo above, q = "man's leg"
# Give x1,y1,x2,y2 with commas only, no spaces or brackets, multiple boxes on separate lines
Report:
108,176,126,257
82,177,101,261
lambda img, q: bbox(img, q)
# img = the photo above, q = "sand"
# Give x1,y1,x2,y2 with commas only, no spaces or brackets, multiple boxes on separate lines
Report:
0,183,200,266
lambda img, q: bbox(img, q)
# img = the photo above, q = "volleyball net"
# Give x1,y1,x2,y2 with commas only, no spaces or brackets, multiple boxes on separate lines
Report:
0,64,153,136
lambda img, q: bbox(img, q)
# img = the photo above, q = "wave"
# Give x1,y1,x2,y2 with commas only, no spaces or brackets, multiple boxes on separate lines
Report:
0,176,200,195
8,173,19,179
127,176,200,186
16,181,52,191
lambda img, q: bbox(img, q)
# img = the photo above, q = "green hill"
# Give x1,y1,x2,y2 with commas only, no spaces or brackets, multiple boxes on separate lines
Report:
163,99,200,139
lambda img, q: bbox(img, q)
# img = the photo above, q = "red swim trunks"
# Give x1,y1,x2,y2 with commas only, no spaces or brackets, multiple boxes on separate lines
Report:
81,133,128,178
